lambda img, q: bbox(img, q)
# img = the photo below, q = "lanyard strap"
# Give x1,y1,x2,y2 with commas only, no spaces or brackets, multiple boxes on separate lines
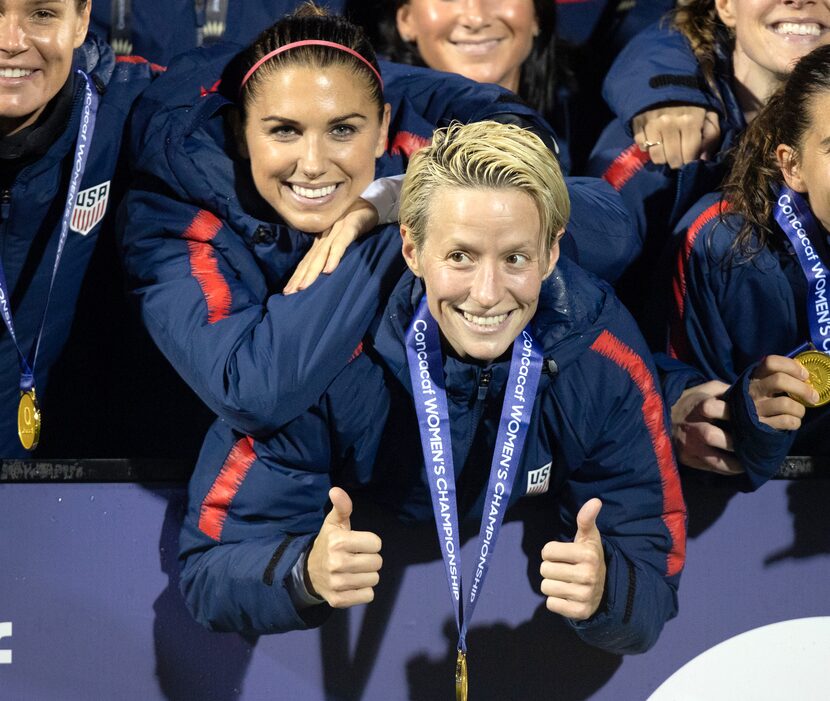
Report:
0,70,99,391
774,187,830,352
405,296,543,652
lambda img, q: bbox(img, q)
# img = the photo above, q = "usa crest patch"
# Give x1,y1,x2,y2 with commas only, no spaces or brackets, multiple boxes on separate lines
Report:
526,462,551,496
70,181,111,236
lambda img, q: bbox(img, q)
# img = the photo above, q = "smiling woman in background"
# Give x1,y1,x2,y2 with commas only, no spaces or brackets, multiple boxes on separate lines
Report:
0,0,156,456
377,0,574,154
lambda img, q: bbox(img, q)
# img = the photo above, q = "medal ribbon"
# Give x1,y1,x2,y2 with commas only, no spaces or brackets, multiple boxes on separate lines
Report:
774,186,830,353
0,70,99,392
405,296,543,653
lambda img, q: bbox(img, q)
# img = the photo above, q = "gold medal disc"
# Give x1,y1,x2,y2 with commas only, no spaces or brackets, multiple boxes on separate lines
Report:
455,650,468,701
17,389,41,451
794,350,830,407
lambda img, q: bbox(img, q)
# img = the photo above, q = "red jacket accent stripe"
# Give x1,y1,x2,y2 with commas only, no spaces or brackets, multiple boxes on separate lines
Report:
590,330,686,577
115,54,166,74
198,436,257,541
184,210,232,323
388,131,431,158
602,143,651,192
349,341,364,363
668,199,730,360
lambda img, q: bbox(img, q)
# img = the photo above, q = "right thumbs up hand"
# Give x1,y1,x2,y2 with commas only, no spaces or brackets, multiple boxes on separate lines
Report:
306,487,383,608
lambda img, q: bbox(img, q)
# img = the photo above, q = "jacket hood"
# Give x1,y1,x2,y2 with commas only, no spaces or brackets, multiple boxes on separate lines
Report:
373,255,617,395
76,32,116,86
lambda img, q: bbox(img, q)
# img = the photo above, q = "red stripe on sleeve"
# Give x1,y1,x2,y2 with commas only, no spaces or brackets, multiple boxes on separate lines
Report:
602,143,651,192
590,330,686,577
184,210,232,323
198,436,257,541
115,54,167,73
668,199,730,360
388,131,431,158
349,341,364,363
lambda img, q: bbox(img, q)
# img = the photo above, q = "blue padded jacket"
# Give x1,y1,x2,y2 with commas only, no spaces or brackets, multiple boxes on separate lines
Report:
179,257,686,655
0,35,157,456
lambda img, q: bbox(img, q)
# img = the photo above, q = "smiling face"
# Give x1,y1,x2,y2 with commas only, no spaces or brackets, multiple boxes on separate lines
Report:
402,186,556,362
396,0,537,93
242,63,390,234
717,0,830,97
0,0,90,136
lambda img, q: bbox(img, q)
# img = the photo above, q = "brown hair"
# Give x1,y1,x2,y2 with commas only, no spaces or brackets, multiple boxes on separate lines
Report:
237,3,382,121
723,45,830,254
670,0,728,93
377,0,566,126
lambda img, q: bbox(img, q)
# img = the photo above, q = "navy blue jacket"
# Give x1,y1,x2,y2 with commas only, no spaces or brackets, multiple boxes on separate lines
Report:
0,36,157,457
667,193,804,485
120,45,641,437
587,24,746,250
89,0,345,66
179,258,686,655
556,0,675,49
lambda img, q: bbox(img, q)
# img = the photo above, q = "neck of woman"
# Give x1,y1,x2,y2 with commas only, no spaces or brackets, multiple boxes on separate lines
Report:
731,44,784,123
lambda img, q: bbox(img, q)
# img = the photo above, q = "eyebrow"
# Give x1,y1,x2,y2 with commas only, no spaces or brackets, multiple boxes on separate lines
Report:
260,112,369,125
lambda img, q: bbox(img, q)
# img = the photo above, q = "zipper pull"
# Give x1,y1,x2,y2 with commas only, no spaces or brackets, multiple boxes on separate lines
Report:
1,189,10,221
477,369,491,401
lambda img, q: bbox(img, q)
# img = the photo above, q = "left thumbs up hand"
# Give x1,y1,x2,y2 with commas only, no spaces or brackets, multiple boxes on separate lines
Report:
540,498,606,621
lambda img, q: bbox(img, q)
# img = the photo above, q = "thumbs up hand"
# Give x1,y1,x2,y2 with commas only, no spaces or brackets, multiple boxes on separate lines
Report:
539,499,606,621
306,487,383,609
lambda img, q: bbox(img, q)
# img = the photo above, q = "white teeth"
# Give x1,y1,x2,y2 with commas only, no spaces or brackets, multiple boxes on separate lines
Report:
0,68,33,78
774,22,822,36
462,311,508,327
290,184,337,199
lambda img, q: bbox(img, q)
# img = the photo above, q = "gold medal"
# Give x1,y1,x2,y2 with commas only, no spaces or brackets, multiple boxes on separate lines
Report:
455,649,468,701
794,350,830,407
17,388,41,451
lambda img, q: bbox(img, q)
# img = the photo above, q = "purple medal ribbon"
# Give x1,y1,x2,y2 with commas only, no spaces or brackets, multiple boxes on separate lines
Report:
774,186,830,354
405,295,543,653
0,70,99,391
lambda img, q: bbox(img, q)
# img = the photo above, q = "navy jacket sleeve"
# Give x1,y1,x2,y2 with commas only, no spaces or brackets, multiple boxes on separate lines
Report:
554,315,685,654
178,421,332,634
178,354,385,634
564,177,641,283
602,23,718,132
120,178,404,436
380,61,568,173
668,198,802,488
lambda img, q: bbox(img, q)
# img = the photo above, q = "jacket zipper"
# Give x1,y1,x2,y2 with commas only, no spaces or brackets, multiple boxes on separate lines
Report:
465,368,492,460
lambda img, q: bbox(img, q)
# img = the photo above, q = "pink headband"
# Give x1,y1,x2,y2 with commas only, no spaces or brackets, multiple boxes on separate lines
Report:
239,39,384,94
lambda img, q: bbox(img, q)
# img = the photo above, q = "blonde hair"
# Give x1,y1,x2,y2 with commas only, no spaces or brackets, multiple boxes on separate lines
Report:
400,121,569,254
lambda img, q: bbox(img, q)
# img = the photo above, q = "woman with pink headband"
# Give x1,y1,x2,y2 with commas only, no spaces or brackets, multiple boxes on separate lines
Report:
119,3,556,438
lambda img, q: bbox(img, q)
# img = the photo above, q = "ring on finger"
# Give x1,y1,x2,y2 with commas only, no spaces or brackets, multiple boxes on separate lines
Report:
643,140,662,149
